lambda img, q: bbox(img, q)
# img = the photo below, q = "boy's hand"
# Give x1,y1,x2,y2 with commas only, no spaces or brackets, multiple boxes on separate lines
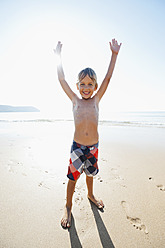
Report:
54,41,62,56
110,39,121,55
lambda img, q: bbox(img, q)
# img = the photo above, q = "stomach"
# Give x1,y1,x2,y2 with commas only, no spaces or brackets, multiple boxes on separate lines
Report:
73,122,99,146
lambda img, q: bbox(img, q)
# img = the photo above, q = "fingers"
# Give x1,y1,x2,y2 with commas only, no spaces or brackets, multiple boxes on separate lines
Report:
112,38,116,44
111,38,116,47
110,38,121,45
54,41,62,54
57,41,62,51
109,38,122,54
109,41,112,50
112,38,121,46
58,41,62,47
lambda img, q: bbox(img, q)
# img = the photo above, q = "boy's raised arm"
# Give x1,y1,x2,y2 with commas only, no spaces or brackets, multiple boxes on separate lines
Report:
54,41,75,101
96,39,121,101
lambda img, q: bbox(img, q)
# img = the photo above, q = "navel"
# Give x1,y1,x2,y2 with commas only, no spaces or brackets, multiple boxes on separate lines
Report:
85,132,88,136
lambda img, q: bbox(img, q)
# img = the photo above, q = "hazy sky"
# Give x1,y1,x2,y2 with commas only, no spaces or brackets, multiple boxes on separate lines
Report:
0,0,165,119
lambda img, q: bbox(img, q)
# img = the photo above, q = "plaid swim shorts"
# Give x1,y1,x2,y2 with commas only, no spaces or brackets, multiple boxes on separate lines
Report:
67,140,99,181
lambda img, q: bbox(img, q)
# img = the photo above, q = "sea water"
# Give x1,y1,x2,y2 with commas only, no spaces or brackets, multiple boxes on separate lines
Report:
0,111,165,128
99,111,165,128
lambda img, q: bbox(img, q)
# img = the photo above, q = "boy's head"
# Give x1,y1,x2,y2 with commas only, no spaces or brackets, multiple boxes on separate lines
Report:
77,68,98,99
78,68,98,89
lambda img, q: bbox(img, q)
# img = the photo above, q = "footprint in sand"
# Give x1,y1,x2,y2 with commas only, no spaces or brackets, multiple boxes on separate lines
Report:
74,186,84,205
101,158,107,162
111,167,124,182
156,185,165,191
121,201,148,234
38,181,50,189
75,196,83,205
7,160,23,173
149,177,165,192
96,175,103,183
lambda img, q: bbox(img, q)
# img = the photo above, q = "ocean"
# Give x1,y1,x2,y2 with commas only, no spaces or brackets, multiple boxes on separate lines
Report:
0,111,165,128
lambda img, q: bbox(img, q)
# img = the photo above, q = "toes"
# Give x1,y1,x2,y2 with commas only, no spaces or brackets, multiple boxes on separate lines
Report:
61,218,67,228
98,200,104,208
100,200,104,207
67,222,71,228
88,196,104,209
61,218,71,228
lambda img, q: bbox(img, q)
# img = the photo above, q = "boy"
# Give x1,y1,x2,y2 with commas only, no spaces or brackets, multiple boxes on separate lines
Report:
55,39,121,228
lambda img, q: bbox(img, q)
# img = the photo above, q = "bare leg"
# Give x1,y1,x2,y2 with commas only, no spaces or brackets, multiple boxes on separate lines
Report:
86,175,104,208
61,179,76,228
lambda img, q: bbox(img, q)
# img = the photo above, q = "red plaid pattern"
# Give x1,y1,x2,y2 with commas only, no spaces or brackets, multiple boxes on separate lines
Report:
67,140,99,181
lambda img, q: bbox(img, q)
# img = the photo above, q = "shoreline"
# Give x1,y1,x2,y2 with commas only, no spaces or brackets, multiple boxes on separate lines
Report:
0,110,165,129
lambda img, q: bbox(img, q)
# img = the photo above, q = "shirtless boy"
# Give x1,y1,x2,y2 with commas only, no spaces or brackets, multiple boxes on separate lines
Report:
54,39,121,228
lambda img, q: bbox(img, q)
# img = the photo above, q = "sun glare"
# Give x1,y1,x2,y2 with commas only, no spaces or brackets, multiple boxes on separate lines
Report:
54,53,61,66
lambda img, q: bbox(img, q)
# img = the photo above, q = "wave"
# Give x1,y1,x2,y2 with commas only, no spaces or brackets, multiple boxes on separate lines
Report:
99,120,165,128
0,118,165,128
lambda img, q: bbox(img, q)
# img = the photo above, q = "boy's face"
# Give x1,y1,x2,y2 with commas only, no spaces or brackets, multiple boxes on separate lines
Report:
77,75,97,100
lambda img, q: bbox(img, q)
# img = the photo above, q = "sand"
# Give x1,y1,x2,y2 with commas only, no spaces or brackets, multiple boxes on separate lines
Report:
0,121,165,248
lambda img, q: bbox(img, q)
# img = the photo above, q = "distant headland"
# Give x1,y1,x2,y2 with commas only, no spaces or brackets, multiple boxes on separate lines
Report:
0,105,40,112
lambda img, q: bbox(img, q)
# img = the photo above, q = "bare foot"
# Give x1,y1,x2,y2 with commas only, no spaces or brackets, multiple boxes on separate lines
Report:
61,205,72,228
88,195,104,209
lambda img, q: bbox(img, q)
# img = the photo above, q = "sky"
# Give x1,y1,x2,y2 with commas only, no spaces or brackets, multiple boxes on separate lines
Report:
0,0,165,119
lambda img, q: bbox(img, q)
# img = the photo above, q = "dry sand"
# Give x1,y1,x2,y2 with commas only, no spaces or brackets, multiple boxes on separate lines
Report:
0,121,165,248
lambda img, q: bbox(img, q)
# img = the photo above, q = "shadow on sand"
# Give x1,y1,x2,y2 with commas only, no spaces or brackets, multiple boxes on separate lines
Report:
68,203,115,248
68,214,82,248
89,201,115,248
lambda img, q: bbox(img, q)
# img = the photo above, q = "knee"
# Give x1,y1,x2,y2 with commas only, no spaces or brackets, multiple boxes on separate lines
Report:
68,179,77,185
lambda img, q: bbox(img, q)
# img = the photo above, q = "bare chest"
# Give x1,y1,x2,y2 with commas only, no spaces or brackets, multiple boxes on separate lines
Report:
73,98,99,123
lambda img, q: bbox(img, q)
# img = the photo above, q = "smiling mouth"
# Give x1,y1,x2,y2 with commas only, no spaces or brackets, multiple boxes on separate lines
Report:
83,91,90,95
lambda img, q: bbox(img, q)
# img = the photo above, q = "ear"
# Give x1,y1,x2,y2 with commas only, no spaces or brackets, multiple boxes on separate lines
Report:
95,83,98,91
76,83,80,90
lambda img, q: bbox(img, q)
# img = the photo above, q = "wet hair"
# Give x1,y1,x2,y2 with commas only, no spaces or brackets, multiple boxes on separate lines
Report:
78,68,98,89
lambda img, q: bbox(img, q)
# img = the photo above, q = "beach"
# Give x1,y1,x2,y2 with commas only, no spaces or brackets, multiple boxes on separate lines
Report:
0,120,165,247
